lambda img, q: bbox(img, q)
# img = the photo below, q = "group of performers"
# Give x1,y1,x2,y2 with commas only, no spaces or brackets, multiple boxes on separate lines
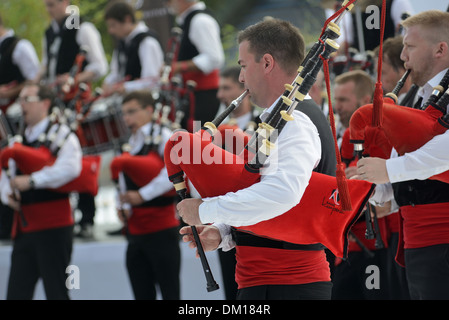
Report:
0,0,449,301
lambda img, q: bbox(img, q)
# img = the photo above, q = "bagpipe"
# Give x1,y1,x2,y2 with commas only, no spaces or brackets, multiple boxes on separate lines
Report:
348,69,449,184
0,107,102,197
154,27,197,133
164,0,375,292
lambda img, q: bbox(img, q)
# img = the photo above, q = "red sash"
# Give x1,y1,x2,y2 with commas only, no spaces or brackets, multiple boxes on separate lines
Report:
395,203,449,267
235,245,330,289
401,202,449,249
12,198,73,238
182,69,219,91
127,204,179,235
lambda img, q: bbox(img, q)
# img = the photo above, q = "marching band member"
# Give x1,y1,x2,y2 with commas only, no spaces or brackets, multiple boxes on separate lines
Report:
39,0,108,239
165,0,224,131
38,0,108,92
178,18,333,300
0,13,39,113
114,90,180,300
102,1,164,95
0,83,82,300
356,10,449,299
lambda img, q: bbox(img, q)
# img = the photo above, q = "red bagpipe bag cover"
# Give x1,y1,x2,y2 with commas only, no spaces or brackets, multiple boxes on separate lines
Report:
164,129,375,258
0,143,101,195
109,151,177,197
349,97,449,183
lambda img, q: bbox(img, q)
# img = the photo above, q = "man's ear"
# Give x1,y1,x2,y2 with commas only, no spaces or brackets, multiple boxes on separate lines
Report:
262,53,275,73
435,41,448,59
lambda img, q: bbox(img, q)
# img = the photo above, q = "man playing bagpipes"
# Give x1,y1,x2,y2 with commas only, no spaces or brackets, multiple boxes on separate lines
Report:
177,18,337,300
0,83,82,300
354,10,449,300
110,90,180,300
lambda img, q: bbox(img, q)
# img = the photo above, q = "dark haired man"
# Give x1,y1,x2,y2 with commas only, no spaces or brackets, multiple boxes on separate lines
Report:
113,90,180,300
102,1,164,95
0,83,82,299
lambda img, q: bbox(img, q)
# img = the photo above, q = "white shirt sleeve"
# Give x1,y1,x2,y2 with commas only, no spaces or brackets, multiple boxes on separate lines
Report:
31,126,83,188
386,130,449,183
198,110,321,227
76,22,108,80
12,39,40,81
189,13,224,74
123,36,164,92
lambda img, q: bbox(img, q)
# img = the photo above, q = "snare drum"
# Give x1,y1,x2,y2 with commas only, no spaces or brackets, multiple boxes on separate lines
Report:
79,95,130,154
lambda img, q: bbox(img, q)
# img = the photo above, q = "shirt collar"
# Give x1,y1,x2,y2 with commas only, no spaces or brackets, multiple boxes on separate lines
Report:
25,118,50,142
124,21,148,45
176,2,206,26
417,68,449,102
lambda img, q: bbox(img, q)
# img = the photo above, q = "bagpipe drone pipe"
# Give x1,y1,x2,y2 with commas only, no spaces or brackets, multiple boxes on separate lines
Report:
0,109,101,197
349,68,449,184
164,0,374,263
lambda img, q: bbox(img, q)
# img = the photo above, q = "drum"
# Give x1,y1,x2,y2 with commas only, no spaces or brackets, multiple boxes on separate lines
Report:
79,95,130,154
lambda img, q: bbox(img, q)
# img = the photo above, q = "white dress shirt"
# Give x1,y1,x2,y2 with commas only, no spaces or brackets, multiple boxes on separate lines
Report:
0,29,40,81
176,1,224,74
0,118,82,205
41,20,108,82
198,98,322,249
103,22,164,92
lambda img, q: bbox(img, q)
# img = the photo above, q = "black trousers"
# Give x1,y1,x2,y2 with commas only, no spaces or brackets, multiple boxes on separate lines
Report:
0,203,13,239
217,248,238,300
237,282,333,300
6,225,73,300
386,233,410,299
332,249,391,300
404,244,449,300
126,227,181,300
76,192,96,226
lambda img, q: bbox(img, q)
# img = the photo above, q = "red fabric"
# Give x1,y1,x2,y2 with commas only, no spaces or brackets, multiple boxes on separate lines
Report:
216,124,250,155
349,101,449,183
110,152,164,185
1,144,53,171
401,202,449,249
110,151,176,197
12,198,73,238
235,245,330,289
165,129,375,258
1,143,100,195
127,204,179,235
56,155,101,196
182,69,219,91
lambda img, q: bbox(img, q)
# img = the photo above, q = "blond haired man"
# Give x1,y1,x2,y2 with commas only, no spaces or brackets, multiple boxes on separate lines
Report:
357,10,449,300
